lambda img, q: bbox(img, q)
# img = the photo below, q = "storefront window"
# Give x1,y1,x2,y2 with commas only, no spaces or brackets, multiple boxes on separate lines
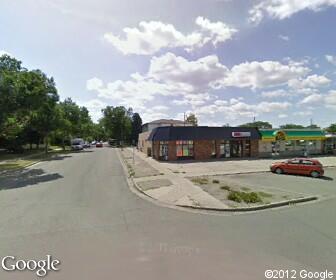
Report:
219,140,231,158
176,140,194,158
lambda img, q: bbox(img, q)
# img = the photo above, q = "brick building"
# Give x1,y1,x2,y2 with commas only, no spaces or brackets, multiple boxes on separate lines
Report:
138,119,193,156
147,126,261,161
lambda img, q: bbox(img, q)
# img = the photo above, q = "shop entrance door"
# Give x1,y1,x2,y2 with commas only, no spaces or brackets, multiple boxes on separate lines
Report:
231,141,242,157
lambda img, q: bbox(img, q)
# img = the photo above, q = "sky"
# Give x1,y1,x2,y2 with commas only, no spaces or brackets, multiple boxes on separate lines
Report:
1,0,336,127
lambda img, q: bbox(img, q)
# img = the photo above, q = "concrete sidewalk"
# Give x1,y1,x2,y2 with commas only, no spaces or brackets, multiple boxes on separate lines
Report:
119,148,228,209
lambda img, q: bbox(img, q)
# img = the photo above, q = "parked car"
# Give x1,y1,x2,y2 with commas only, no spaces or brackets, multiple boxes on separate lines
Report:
96,142,103,148
71,138,84,151
270,158,324,178
83,142,91,148
91,141,96,146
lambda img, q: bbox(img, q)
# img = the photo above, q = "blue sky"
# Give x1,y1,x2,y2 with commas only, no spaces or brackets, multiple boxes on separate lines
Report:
1,0,336,127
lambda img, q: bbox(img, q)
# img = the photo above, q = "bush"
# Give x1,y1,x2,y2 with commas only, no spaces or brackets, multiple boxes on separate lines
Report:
212,179,220,184
228,191,262,204
220,185,231,191
228,191,242,202
191,177,208,185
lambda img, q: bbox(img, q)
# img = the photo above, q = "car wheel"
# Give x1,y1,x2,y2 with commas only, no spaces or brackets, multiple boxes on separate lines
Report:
275,168,283,175
311,171,320,178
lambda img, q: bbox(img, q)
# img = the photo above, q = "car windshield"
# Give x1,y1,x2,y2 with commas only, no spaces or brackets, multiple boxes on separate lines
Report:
1,2,335,279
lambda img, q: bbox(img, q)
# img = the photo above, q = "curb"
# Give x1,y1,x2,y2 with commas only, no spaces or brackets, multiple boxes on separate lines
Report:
178,196,318,212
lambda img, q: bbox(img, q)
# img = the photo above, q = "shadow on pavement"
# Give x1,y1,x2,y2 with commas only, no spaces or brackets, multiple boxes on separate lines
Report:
320,176,334,181
0,168,63,190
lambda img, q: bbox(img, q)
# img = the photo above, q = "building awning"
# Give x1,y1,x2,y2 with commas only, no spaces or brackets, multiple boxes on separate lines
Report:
259,129,326,141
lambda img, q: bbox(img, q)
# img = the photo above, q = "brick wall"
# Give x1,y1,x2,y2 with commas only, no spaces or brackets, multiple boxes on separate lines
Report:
168,141,177,161
194,140,213,160
250,139,259,157
152,139,259,161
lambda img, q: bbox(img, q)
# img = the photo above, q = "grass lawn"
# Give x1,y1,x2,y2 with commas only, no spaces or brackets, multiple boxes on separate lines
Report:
0,146,71,172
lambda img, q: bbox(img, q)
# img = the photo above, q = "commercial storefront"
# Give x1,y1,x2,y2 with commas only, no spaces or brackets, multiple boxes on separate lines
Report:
147,126,260,161
258,129,326,157
325,134,336,155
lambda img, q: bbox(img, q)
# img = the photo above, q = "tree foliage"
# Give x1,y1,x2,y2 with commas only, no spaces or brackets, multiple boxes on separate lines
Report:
279,124,305,129
326,123,336,133
186,113,198,126
0,54,97,153
239,121,272,129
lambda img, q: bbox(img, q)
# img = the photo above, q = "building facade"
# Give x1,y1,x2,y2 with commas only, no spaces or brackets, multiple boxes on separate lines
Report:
138,119,193,156
258,129,326,157
139,125,331,161
147,126,260,161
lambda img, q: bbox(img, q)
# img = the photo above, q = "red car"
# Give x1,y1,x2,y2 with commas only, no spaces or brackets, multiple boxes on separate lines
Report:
270,158,324,178
96,142,103,148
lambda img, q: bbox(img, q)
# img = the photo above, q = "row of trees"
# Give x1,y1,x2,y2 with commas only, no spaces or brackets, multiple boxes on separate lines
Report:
0,55,143,153
238,121,336,132
100,106,142,145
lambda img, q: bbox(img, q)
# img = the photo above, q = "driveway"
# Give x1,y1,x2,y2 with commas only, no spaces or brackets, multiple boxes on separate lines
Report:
0,148,335,279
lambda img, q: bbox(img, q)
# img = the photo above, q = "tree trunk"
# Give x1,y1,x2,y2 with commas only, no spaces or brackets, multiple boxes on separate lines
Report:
44,133,49,154
62,135,65,151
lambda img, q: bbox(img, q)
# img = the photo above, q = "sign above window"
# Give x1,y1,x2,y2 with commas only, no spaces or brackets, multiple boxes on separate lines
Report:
232,132,251,138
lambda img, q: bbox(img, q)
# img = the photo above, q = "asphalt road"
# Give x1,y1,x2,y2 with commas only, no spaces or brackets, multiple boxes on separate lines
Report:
0,148,335,280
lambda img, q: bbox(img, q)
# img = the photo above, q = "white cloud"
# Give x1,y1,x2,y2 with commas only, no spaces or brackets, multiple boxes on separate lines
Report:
195,16,237,46
223,60,309,89
249,0,336,24
173,93,212,107
86,77,104,91
278,34,289,41
194,100,291,121
261,89,290,98
324,90,336,109
294,111,313,116
148,52,228,92
325,55,336,65
103,17,237,55
87,53,315,121
288,74,331,89
300,93,323,104
278,113,288,118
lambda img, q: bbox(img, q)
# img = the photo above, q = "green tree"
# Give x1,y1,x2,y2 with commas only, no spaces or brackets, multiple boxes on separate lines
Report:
186,113,198,126
326,123,336,133
306,124,320,129
131,113,142,145
239,121,272,129
101,106,132,144
280,124,305,129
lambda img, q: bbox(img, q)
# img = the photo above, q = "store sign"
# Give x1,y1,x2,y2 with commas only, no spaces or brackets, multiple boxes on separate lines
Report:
232,132,251,137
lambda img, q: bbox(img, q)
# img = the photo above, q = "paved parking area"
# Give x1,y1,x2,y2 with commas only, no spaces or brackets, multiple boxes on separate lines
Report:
159,156,336,176
217,167,336,199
